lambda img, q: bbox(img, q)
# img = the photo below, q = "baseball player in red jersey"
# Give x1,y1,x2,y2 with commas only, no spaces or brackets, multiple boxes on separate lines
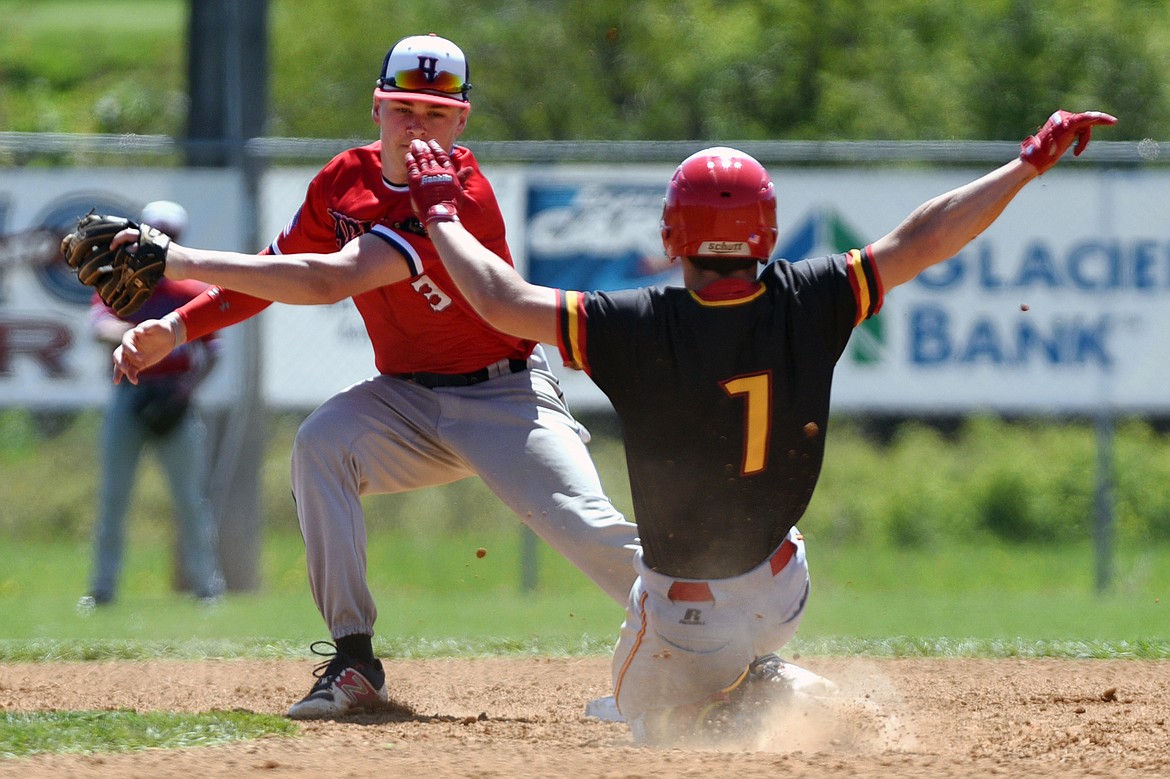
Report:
403,107,1116,745
109,34,640,719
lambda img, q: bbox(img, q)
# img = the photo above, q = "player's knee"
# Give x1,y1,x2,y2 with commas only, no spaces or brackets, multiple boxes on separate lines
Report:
291,410,347,466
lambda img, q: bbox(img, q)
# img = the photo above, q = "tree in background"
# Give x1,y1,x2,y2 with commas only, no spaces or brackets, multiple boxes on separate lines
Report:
2,0,1167,141
267,0,1169,142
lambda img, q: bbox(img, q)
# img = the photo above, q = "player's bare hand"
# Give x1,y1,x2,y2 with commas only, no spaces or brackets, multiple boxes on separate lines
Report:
405,139,464,224
109,227,139,251
112,318,179,385
1020,110,1118,174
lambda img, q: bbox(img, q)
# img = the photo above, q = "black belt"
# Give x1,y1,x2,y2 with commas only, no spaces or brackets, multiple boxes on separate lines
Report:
396,358,529,388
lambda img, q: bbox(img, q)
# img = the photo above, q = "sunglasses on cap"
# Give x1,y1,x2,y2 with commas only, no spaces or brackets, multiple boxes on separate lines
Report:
377,67,470,97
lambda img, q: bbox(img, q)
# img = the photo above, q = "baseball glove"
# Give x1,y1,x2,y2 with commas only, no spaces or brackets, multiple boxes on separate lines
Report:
131,377,191,437
61,213,171,317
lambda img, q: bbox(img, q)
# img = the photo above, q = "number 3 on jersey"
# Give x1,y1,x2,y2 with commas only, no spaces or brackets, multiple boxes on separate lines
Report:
720,372,771,476
411,274,453,311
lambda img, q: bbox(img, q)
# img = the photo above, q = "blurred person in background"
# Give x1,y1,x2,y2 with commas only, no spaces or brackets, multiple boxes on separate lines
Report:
80,200,224,608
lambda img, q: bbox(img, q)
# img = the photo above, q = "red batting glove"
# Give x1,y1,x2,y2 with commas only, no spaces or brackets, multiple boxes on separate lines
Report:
1019,109,1118,174
406,139,463,224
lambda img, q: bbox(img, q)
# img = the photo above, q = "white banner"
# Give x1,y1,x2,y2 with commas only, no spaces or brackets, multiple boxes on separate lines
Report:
813,168,1169,413
7,164,1163,416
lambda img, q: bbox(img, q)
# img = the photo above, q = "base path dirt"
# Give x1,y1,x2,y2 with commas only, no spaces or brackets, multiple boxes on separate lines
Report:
2,656,1168,778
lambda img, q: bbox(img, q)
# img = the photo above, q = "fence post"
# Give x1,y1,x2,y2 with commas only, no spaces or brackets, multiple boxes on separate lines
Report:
521,526,540,592
1093,412,1115,593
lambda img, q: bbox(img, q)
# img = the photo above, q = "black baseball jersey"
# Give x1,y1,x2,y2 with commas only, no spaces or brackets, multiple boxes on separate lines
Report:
557,249,883,579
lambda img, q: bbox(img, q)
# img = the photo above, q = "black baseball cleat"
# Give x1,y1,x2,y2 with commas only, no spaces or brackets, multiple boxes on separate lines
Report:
286,641,388,720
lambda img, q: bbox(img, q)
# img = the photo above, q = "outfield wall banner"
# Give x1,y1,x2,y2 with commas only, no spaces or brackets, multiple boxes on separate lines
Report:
526,166,1170,415
14,164,1158,416
795,168,1167,414
0,169,247,409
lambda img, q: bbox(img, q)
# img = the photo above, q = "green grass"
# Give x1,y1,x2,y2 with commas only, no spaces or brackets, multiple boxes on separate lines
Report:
0,531,624,651
2,531,1168,662
2,414,1169,664
0,0,181,76
0,0,185,135
0,710,296,758
804,539,1170,642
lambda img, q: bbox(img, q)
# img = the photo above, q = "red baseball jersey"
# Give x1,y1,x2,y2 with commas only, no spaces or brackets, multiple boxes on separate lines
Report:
556,249,884,579
178,143,534,375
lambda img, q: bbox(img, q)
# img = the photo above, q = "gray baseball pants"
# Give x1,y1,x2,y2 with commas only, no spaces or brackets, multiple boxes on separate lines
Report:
290,345,640,639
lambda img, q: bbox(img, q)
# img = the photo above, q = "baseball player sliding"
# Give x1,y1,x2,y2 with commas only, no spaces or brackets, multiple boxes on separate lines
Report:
401,108,1116,745
67,34,641,719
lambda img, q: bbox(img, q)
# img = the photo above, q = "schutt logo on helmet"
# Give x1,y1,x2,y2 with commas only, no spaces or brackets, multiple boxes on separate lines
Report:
699,241,751,256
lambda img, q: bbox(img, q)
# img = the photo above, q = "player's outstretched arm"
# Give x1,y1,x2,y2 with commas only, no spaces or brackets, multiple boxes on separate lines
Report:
427,220,560,345
110,229,410,305
871,109,1116,290
406,139,560,345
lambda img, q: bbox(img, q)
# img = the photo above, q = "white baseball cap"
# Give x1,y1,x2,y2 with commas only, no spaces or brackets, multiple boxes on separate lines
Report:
139,200,188,241
374,33,471,107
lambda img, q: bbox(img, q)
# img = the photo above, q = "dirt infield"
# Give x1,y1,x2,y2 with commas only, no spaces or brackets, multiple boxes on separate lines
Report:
2,656,1169,778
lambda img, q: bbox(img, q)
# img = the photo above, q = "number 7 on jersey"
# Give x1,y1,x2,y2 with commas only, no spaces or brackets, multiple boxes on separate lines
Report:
720,372,772,476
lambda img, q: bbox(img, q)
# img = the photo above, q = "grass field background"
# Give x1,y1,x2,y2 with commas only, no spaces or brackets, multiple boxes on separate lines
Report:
3,531,1167,661
4,411,1170,661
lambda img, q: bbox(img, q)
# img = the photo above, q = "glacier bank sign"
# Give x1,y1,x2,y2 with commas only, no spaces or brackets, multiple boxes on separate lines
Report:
800,168,1169,414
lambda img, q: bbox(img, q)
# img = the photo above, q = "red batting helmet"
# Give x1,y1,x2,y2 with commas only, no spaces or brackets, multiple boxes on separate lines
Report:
660,147,778,262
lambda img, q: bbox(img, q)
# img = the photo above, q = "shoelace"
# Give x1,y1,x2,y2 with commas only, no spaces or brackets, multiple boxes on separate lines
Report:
306,640,350,690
